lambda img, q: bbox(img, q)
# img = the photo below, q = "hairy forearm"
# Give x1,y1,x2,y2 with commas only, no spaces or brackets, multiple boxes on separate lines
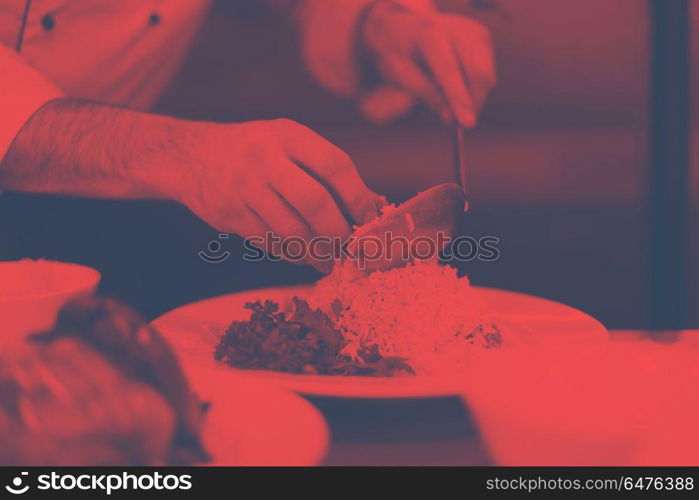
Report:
0,95,382,263
0,98,199,201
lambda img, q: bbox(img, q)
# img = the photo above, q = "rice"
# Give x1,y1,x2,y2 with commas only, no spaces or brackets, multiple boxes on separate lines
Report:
308,260,504,375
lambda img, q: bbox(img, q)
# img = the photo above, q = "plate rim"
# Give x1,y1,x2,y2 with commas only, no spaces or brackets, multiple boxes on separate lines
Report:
152,285,607,399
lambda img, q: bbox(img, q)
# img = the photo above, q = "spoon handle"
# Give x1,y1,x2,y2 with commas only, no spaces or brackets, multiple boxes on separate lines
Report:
453,126,467,193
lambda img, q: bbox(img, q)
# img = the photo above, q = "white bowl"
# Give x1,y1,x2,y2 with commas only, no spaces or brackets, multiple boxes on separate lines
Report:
462,342,696,465
0,260,100,348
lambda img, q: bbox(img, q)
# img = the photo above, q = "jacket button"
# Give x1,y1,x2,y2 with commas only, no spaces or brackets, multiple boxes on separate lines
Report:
149,13,161,26
41,14,55,31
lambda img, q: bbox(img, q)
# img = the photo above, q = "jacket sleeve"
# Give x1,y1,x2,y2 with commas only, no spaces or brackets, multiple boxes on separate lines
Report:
0,44,65,164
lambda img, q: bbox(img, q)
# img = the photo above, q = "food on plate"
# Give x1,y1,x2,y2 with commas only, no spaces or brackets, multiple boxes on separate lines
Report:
215,260,506,377
311,259,503,374
216,298,414,376
0,297,209,465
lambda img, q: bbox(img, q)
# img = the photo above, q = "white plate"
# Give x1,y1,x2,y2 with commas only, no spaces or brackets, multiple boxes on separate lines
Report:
193,366,329,465
152,285,607,398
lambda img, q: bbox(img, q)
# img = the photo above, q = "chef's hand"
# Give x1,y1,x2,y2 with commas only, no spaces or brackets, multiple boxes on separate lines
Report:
0,100,381,274
177,119,381,271
359,2,496,127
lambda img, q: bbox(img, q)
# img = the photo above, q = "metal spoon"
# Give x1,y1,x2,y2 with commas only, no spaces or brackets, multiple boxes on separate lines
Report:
453,125,467,194
347,182,465,272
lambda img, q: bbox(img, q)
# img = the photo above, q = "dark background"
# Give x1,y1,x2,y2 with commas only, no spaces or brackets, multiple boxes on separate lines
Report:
2,0,697,329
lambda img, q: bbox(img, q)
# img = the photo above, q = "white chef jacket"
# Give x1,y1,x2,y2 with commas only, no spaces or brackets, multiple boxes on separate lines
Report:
0,0,434,163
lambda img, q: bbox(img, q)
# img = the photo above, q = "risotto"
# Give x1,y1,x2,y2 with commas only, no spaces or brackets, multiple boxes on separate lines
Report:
309,260,503,375
216,260,506,376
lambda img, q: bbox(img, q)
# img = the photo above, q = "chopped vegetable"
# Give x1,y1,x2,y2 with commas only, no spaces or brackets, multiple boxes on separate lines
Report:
214,298,414,376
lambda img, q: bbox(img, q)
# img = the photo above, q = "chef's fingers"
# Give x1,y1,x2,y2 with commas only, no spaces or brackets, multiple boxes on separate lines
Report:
248,186,326,271
419,29,476,128
359,85,417,125
239,201,284,260
239,209,281,260
280,121,379,225
376,55,451,122
452,25,496,115
271,165,351,239
271,167,349,274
